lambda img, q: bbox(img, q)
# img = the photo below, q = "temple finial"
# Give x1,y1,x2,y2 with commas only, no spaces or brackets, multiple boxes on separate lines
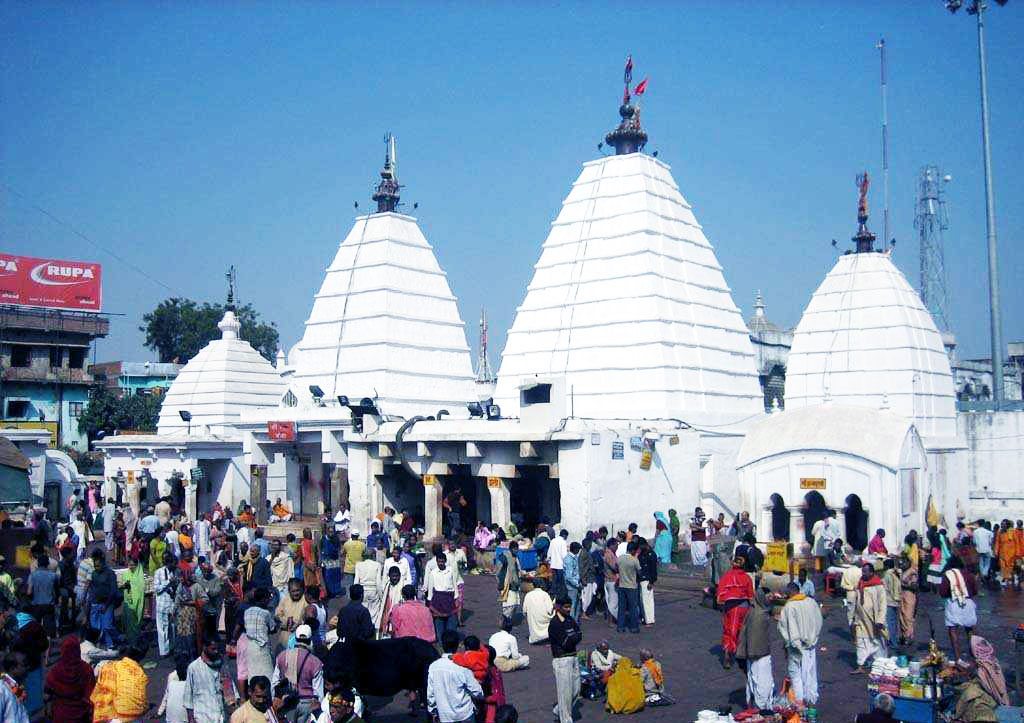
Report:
225,265,236,311
372,133,401,213
604,55,648,155
852,172,876,253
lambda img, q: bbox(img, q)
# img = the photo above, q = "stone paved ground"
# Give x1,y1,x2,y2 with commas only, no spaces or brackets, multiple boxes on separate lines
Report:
132,565,1024,723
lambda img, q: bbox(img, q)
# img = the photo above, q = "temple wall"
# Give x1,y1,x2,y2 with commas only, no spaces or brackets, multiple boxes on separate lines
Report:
960,410,1024,521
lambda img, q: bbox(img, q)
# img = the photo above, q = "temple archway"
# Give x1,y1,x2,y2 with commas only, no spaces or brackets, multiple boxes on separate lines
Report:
801,491,832,545
844,494,869,552
770,493,790,541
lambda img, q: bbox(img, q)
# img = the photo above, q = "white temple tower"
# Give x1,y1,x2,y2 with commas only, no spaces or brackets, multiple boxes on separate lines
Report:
784,175,957,443
495,69,761,425
157,306,285,436
290,136,476,418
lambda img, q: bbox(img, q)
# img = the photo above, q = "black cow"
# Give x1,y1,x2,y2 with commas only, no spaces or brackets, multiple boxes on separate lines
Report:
325,636,439,715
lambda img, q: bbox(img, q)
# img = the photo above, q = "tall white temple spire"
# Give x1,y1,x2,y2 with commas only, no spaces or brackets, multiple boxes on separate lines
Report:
290,136,475,417
494,58,762,424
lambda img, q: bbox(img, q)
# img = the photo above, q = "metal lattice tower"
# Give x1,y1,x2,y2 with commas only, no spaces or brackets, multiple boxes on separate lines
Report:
915,165,952,331
476,307,496,385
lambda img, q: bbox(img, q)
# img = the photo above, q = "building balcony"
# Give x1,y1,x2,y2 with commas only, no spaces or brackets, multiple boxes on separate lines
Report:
2,366,95,384
0,305,109,336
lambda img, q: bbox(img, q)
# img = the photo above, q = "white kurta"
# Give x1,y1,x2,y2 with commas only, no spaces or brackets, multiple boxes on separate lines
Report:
523,588,554,643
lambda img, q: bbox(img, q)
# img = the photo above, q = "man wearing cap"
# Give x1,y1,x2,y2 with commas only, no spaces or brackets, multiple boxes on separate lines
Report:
548,595,583,723
272,624,325,723
342,530,365,593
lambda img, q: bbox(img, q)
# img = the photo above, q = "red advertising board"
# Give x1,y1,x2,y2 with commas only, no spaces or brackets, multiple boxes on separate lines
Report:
267,421,296,442
0,254,102,312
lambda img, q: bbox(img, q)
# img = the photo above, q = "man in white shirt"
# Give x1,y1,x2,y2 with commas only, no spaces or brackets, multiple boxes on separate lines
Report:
547,530,569,596
488,618,530,672
973,521,994,580
194,514,212,560
353,557,383,627
523,579,554,644
427,630,483,723
333,507,351,536
102,498,116,553
382,546,413,589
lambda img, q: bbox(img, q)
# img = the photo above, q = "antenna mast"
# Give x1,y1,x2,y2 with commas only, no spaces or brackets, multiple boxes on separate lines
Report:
915,166,951,331
476,307,496,385
878,38,891,246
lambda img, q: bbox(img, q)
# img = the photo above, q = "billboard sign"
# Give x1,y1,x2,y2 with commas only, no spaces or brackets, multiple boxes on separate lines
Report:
0,254,102,311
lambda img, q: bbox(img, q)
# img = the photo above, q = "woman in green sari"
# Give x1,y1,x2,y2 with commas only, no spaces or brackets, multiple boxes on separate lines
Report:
122,562,146,640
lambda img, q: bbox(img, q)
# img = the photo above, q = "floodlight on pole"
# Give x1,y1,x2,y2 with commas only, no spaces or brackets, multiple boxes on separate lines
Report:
179,409,192,435
946,0,1007,406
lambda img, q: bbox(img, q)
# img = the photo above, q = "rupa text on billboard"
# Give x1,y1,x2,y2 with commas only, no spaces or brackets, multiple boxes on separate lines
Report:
0,254,102,311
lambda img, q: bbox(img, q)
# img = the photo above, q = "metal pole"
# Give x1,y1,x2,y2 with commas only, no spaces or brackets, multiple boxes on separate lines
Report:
879,38,890,246
976,2,1004,405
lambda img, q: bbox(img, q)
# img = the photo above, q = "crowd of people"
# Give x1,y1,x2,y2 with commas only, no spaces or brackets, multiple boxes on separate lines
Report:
705,510,1019,721
0,482,1018,723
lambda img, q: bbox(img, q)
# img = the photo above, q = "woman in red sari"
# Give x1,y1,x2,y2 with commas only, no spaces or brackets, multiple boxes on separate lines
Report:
44,636,95,723
716,555,754,669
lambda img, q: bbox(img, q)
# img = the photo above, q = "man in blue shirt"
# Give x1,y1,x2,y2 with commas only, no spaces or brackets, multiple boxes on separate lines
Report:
563,542,582,622
365,522,390,560
138,506,161,539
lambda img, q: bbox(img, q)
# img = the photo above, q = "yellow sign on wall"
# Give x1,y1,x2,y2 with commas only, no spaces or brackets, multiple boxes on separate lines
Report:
423,474,438,486
799,477,826,490
487,477,502,489
764,541,790,574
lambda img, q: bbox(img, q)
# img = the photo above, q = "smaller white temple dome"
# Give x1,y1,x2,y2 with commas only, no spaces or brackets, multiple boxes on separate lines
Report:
784,251,956,442
157,309,286,436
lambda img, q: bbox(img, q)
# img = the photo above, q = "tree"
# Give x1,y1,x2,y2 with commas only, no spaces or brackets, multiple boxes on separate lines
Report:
77,386,161,439
140,298,279,363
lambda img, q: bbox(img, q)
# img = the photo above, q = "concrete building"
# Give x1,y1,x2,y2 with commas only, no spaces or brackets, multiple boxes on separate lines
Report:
89,360,183,397
739,184,983,543
737,404,926,549
0,305,109,449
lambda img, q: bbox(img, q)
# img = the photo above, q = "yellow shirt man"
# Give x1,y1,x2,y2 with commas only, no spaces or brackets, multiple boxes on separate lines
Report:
342,536,366,575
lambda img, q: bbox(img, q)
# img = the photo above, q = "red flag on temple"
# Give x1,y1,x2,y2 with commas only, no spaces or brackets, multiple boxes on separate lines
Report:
634,77,649,96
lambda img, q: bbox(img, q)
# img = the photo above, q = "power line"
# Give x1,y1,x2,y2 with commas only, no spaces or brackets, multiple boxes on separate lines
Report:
0,183,181,294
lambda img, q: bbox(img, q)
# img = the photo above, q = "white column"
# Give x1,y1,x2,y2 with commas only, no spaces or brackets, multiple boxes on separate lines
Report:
487,477,511,530
424,475,443,540
126,479,141,520
185,480,198,522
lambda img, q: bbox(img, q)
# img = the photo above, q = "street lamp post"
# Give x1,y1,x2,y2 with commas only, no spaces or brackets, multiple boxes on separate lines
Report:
946,0,1007,406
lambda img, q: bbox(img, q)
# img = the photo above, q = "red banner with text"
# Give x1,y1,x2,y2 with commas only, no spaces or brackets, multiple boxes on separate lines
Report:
0,254,102,311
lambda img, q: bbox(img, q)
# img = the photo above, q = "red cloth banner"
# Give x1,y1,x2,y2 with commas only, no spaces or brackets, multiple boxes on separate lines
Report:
267,421,296,441
0,254,102,311
634,78,648,96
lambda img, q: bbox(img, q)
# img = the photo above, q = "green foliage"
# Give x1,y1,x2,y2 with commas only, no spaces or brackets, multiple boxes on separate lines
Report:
139,298,279,363
77,386,161,438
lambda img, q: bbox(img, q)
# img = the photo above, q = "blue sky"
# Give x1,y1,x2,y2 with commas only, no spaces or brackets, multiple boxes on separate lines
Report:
2,1,1021,367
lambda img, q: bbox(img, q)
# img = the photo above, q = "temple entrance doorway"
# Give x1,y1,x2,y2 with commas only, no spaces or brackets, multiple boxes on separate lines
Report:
511,466,560,536
844,494,869,551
